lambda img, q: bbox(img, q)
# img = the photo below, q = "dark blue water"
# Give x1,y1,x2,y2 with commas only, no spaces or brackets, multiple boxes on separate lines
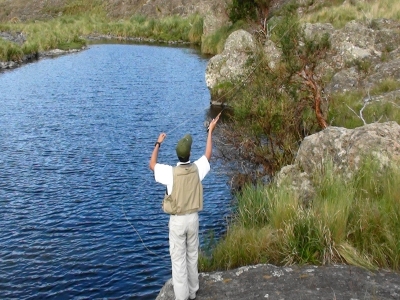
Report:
0,44,231,299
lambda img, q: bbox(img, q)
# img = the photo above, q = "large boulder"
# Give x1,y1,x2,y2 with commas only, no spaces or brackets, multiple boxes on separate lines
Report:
276,122,400,202
205,30,257,105
296,121,400,174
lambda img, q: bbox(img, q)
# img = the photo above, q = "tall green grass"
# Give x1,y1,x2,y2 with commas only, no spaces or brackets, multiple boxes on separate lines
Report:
200,158,400,271
0,38,24,61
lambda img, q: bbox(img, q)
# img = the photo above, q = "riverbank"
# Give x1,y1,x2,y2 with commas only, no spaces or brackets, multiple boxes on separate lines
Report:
157,264,400,300
0,34,196,73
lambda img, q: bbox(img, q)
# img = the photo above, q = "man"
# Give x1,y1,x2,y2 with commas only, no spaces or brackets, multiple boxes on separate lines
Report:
149,114,220,300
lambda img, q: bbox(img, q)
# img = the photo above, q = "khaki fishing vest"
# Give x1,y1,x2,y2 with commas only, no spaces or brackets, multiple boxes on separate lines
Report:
162,163,203,215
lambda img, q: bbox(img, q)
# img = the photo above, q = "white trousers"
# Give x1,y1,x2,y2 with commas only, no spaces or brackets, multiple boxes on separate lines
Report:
169,213,199,300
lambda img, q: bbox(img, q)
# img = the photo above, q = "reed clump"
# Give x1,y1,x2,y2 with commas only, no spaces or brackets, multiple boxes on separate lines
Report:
199,158,400,272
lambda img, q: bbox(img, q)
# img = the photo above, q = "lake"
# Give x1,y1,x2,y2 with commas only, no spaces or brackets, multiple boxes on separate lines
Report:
0,43,232,299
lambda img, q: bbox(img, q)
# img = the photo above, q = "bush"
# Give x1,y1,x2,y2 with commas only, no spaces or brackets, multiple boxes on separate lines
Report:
216,5,330,185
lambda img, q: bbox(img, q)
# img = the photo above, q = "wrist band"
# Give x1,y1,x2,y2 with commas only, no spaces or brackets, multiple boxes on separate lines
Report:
154,142,161,148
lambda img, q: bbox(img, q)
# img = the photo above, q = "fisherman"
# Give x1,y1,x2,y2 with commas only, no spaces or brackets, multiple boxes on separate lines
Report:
149,113,220,300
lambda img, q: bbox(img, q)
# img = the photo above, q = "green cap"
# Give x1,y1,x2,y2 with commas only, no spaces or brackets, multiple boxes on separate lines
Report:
176,134,192,158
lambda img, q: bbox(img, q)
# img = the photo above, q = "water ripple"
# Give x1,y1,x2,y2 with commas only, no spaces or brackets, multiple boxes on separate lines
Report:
0,43,232,299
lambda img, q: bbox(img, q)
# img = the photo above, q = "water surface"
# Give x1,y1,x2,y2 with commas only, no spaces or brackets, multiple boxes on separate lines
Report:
0,44,231,299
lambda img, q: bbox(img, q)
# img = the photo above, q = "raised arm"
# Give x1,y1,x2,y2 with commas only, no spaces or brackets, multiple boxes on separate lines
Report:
205,112,220,161
149,133,166,171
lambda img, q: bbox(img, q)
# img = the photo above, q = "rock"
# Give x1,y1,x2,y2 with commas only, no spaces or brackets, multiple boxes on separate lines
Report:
0,61,19,70
205,30,256,104
327,21,379,71
295,121,400,175
0,31,26,45
156,264,400,299
364,58,400,87
275,164,315,205
263,39,281,70
320,19,400,94
0,47,85,73
202,10,229,38
38,48,83,58
303,22,335,41
325,67,360,94
197,1,230,37
204,17,400,107
275,122,400,202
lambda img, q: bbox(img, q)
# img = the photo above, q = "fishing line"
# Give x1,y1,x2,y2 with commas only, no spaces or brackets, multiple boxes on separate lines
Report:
121,177,162,257
121,106,216,258
122,19,300,256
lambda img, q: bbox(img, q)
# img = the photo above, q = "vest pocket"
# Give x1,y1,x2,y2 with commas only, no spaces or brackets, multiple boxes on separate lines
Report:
163,194,177,214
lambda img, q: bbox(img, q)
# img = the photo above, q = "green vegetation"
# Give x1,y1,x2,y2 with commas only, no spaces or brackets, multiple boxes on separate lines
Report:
329,78,400,128
1,0,400,61
200,158,400,271
228,0,272,24
302,0,400,28
200,0,400,274
0,38,23,61
216,3,330,185
0,0,205,62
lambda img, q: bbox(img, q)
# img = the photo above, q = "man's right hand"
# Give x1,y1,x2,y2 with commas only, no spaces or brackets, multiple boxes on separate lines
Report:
208,112,221,133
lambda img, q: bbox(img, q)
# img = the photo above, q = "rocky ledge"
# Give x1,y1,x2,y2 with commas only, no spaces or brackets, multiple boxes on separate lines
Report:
157,264,400,300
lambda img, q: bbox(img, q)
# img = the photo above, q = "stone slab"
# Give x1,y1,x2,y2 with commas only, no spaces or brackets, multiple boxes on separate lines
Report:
157,264,400,300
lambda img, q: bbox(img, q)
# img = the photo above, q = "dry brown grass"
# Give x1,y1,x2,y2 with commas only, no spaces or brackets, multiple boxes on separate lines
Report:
0,0,141,22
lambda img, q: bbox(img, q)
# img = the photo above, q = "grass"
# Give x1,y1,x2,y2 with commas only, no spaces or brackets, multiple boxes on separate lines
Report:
199,158,400,272
0,11,204,62
328,78,400,128
302,0,400,28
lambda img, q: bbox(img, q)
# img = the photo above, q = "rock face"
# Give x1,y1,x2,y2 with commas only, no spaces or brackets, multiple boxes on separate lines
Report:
206,18,400,106
156,263,400,300
320,19,400,95
276,121,400,202
304,19,400,102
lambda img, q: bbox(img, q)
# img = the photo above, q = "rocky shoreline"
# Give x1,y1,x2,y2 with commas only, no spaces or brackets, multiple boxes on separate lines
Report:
0,44,86,72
